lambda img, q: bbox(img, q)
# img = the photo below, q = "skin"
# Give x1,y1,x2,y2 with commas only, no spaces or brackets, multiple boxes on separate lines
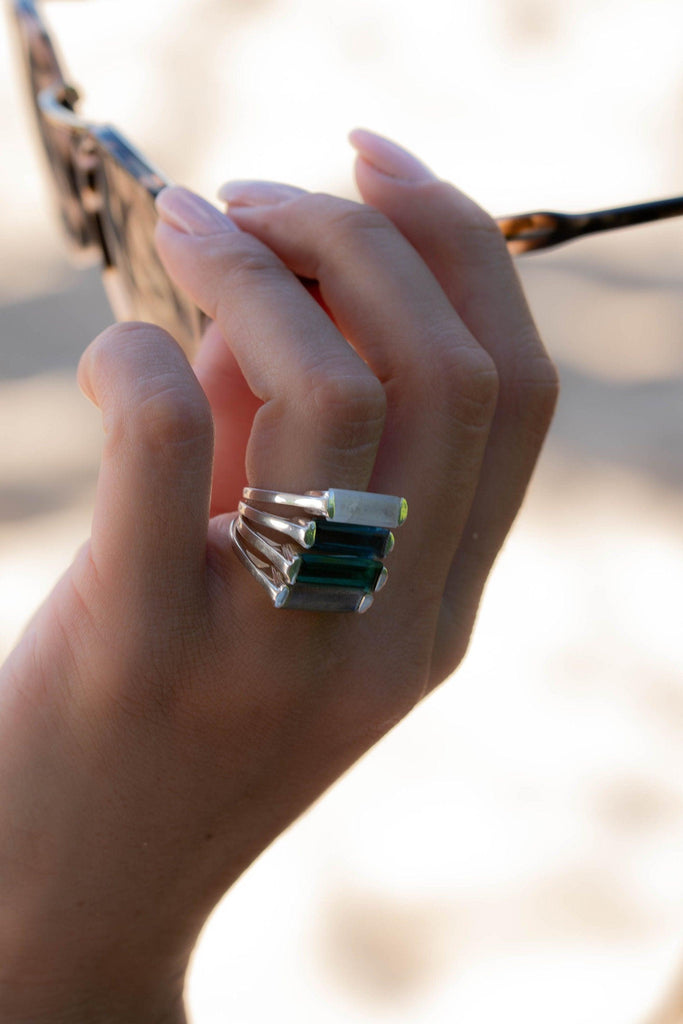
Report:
0,133,558,1023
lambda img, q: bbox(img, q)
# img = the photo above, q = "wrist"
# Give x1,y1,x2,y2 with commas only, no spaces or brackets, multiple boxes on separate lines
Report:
0,654,194,1024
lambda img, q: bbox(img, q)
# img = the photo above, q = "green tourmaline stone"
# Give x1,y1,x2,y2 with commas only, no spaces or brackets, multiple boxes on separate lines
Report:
296,552,384,590
313,521,393,559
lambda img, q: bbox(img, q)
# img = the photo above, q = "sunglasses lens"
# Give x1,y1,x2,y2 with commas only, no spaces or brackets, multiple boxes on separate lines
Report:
92,128,204,357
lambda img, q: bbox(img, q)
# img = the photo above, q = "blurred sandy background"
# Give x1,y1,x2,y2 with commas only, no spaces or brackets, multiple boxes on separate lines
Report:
1,0,683,1021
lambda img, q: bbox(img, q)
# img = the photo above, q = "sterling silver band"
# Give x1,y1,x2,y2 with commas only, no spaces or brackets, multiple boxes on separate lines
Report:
238,501,316,548
242,488,408,529
232,487,407,613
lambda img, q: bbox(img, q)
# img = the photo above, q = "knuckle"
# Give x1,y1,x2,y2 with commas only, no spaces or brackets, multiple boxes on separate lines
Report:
212,240,289,326
323,198,395,248
423,180,502,237
306,367,387,453
218,238,284,288
308,366,386,416
134,379,213,454
434,345,500,431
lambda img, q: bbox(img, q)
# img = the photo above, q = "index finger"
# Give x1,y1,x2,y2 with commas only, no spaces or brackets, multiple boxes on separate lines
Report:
154,188,386,496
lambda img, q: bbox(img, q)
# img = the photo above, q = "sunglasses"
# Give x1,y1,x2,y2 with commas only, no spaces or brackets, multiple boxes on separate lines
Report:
12,0,683,359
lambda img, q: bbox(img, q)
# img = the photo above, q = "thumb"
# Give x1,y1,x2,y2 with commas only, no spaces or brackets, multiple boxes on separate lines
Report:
78,322,214,607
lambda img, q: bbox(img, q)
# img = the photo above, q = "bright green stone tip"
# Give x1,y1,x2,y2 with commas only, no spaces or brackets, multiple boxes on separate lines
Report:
304,522,317,548
398,498,408,526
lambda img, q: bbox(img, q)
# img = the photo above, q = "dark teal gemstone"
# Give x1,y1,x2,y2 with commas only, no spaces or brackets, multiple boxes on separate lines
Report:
295,552,384,590
313,521,393,559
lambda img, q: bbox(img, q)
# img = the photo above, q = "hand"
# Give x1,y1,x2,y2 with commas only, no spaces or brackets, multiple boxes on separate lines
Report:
0,131,557,1023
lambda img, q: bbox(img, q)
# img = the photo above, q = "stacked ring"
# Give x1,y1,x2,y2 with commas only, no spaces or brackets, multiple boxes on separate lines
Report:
230,488,408,612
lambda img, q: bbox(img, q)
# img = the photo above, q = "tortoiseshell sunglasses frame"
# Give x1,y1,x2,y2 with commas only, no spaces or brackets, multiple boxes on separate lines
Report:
11,0,683,358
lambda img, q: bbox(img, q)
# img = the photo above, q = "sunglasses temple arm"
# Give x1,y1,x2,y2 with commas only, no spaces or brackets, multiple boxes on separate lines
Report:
498,195,683,253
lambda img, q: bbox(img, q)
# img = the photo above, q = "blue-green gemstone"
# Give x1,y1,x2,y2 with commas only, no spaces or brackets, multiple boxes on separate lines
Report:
296,552,384,591
313,521,393,559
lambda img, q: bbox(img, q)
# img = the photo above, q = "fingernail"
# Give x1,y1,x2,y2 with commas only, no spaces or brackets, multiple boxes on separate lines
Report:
348,128,437,183
217,180,307,208
155,186,239,235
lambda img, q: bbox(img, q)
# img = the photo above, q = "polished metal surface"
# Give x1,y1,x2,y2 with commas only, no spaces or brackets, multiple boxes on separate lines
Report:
243,488,408,529
243,488,331,518
236,518,301,584
238,502,317,549
229,520,287,605
234,488,406,611
230,520,374,613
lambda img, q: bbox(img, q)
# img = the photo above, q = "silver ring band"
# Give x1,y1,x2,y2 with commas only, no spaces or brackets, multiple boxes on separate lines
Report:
231,488,407,613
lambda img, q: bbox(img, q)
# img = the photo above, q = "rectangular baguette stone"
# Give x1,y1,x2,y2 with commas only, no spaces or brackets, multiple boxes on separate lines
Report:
279,584,371,613
327,489,407,528
314,522,393,559
296,552,384,590
242,488,408,529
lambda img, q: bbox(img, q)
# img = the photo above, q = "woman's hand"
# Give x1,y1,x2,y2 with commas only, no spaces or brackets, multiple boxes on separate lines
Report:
0,132,557,1023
